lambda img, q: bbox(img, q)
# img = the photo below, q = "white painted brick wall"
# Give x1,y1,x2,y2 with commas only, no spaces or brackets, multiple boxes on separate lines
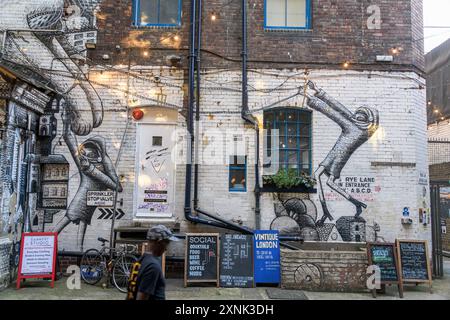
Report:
0,9,433,252
43,68,431,253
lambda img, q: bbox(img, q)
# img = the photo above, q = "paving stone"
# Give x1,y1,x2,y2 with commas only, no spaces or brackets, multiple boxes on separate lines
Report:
266,288,308,300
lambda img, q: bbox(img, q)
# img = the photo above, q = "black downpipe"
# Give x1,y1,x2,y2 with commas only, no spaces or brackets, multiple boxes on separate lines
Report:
183,0,302,247
184,0,237,230
193,0,202,209
240,0,261,230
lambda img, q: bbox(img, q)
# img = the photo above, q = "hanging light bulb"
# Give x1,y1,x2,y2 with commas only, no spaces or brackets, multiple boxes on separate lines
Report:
211,13,217,21
174,35,180,41
343,61,350,69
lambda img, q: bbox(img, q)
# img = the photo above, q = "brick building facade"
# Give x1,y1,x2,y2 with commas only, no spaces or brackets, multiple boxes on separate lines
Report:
0,0,430,282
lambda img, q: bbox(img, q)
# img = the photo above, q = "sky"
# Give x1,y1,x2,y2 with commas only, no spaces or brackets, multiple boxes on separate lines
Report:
423,0,450,53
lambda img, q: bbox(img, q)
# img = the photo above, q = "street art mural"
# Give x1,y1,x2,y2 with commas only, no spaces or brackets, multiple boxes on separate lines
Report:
270,80,380,243
270,194,381,242
0,1,123,250
303,80,380,225
53,113,122,250
0,0,104,136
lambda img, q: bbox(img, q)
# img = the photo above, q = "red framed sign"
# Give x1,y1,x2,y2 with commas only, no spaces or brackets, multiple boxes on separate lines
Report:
16,232,58,289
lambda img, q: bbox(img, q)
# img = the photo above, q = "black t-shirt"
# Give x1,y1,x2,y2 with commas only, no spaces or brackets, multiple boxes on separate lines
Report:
127,253,165,300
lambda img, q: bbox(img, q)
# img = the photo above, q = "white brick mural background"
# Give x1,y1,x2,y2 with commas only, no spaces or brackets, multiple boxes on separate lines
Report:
0,1,431,255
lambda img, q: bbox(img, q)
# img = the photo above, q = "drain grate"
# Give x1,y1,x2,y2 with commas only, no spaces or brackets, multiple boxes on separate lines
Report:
266,288,309,300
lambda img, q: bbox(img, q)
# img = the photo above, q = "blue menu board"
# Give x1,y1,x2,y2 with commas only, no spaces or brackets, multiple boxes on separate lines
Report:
253,230,280,284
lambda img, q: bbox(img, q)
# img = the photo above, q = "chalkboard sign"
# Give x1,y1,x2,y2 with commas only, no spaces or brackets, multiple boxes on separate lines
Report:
396,240,432,291
220,234,254,288
184,234,220,287
367,242,403,298
367,243,399,282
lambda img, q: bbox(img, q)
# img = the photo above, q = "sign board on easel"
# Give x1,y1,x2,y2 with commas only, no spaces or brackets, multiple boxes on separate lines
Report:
396,239,433,293
254,230,280,285
219,234,254,288
16,232,58,289
367,242,404,298
184,233,220,287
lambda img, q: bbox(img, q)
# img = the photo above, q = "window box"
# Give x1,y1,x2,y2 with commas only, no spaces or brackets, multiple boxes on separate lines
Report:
261,181,317,193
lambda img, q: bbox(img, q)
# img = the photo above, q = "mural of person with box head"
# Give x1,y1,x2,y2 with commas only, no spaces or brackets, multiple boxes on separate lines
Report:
53,111,122,250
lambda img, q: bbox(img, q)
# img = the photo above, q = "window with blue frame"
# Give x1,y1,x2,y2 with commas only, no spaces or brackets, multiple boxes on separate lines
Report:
265,0,311,29
229,156,247,192
264,108,312,175
133,0,182,27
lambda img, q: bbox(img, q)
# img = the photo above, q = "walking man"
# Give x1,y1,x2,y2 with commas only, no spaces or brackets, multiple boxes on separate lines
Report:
127,225,179,300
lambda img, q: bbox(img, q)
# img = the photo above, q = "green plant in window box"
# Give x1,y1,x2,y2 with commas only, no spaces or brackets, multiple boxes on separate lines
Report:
263,169,316,190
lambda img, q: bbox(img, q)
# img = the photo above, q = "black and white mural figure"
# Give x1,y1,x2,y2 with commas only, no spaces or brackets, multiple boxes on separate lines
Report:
0,0,103,136
54,111,122,250
300,80,380,226
0,1,120,249
270,195,381,243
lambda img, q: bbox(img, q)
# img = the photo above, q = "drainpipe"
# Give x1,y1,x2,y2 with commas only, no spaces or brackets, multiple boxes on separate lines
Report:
183,0,301,247
240,0,261,230
184,0,227,229
193,0,202,209
184,0,254,233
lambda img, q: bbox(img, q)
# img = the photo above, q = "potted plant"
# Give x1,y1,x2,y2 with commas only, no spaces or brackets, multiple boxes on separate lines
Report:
262,168,317,193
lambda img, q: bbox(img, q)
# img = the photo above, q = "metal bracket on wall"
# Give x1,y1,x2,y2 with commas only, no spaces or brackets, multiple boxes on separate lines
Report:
371,162,416,168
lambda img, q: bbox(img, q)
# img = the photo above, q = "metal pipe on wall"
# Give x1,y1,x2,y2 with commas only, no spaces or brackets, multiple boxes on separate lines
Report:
183,0,301,248
193,0,202,209
240,0,261,230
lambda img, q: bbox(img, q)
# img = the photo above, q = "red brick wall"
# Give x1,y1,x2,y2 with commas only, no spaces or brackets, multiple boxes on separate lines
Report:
91,0,424,72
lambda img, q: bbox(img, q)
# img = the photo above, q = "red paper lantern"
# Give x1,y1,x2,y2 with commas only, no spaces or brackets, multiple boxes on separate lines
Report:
132,109,144,121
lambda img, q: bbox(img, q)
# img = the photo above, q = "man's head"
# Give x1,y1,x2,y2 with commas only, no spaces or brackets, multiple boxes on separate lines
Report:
146,225,179,257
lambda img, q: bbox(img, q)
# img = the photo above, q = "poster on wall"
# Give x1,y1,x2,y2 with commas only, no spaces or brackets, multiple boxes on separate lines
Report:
135,124,175,218
254,230,280,284
16,232,57,289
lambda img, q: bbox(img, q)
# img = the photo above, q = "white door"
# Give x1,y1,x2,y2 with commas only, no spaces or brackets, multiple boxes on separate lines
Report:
135,124,176,218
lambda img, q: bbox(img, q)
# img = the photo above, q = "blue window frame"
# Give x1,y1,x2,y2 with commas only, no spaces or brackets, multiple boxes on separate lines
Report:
132,0,182,27
264,0,311,30
264,108,312,175
229,156,247,192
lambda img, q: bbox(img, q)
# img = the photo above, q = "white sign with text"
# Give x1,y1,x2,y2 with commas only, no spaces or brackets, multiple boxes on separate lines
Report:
21,235,56,275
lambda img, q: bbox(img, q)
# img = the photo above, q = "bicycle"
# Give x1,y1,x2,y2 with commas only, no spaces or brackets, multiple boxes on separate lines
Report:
80,237,138,293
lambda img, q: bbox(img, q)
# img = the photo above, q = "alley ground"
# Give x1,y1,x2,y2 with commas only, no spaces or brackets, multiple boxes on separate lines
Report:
1,259,449,300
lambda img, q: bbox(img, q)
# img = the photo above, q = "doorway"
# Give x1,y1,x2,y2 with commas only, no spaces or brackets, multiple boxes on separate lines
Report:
430,182,450,278
135,123,176,218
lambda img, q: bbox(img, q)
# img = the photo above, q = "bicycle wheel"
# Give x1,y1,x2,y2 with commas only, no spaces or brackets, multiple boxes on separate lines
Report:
80,249,105,285
112,254,137,293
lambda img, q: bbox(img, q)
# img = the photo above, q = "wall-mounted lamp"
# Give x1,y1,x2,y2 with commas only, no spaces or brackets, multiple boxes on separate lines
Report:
85,42,97,50
132,108,144,121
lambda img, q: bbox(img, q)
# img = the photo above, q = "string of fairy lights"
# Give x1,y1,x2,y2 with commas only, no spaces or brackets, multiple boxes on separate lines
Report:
3,4,445,121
